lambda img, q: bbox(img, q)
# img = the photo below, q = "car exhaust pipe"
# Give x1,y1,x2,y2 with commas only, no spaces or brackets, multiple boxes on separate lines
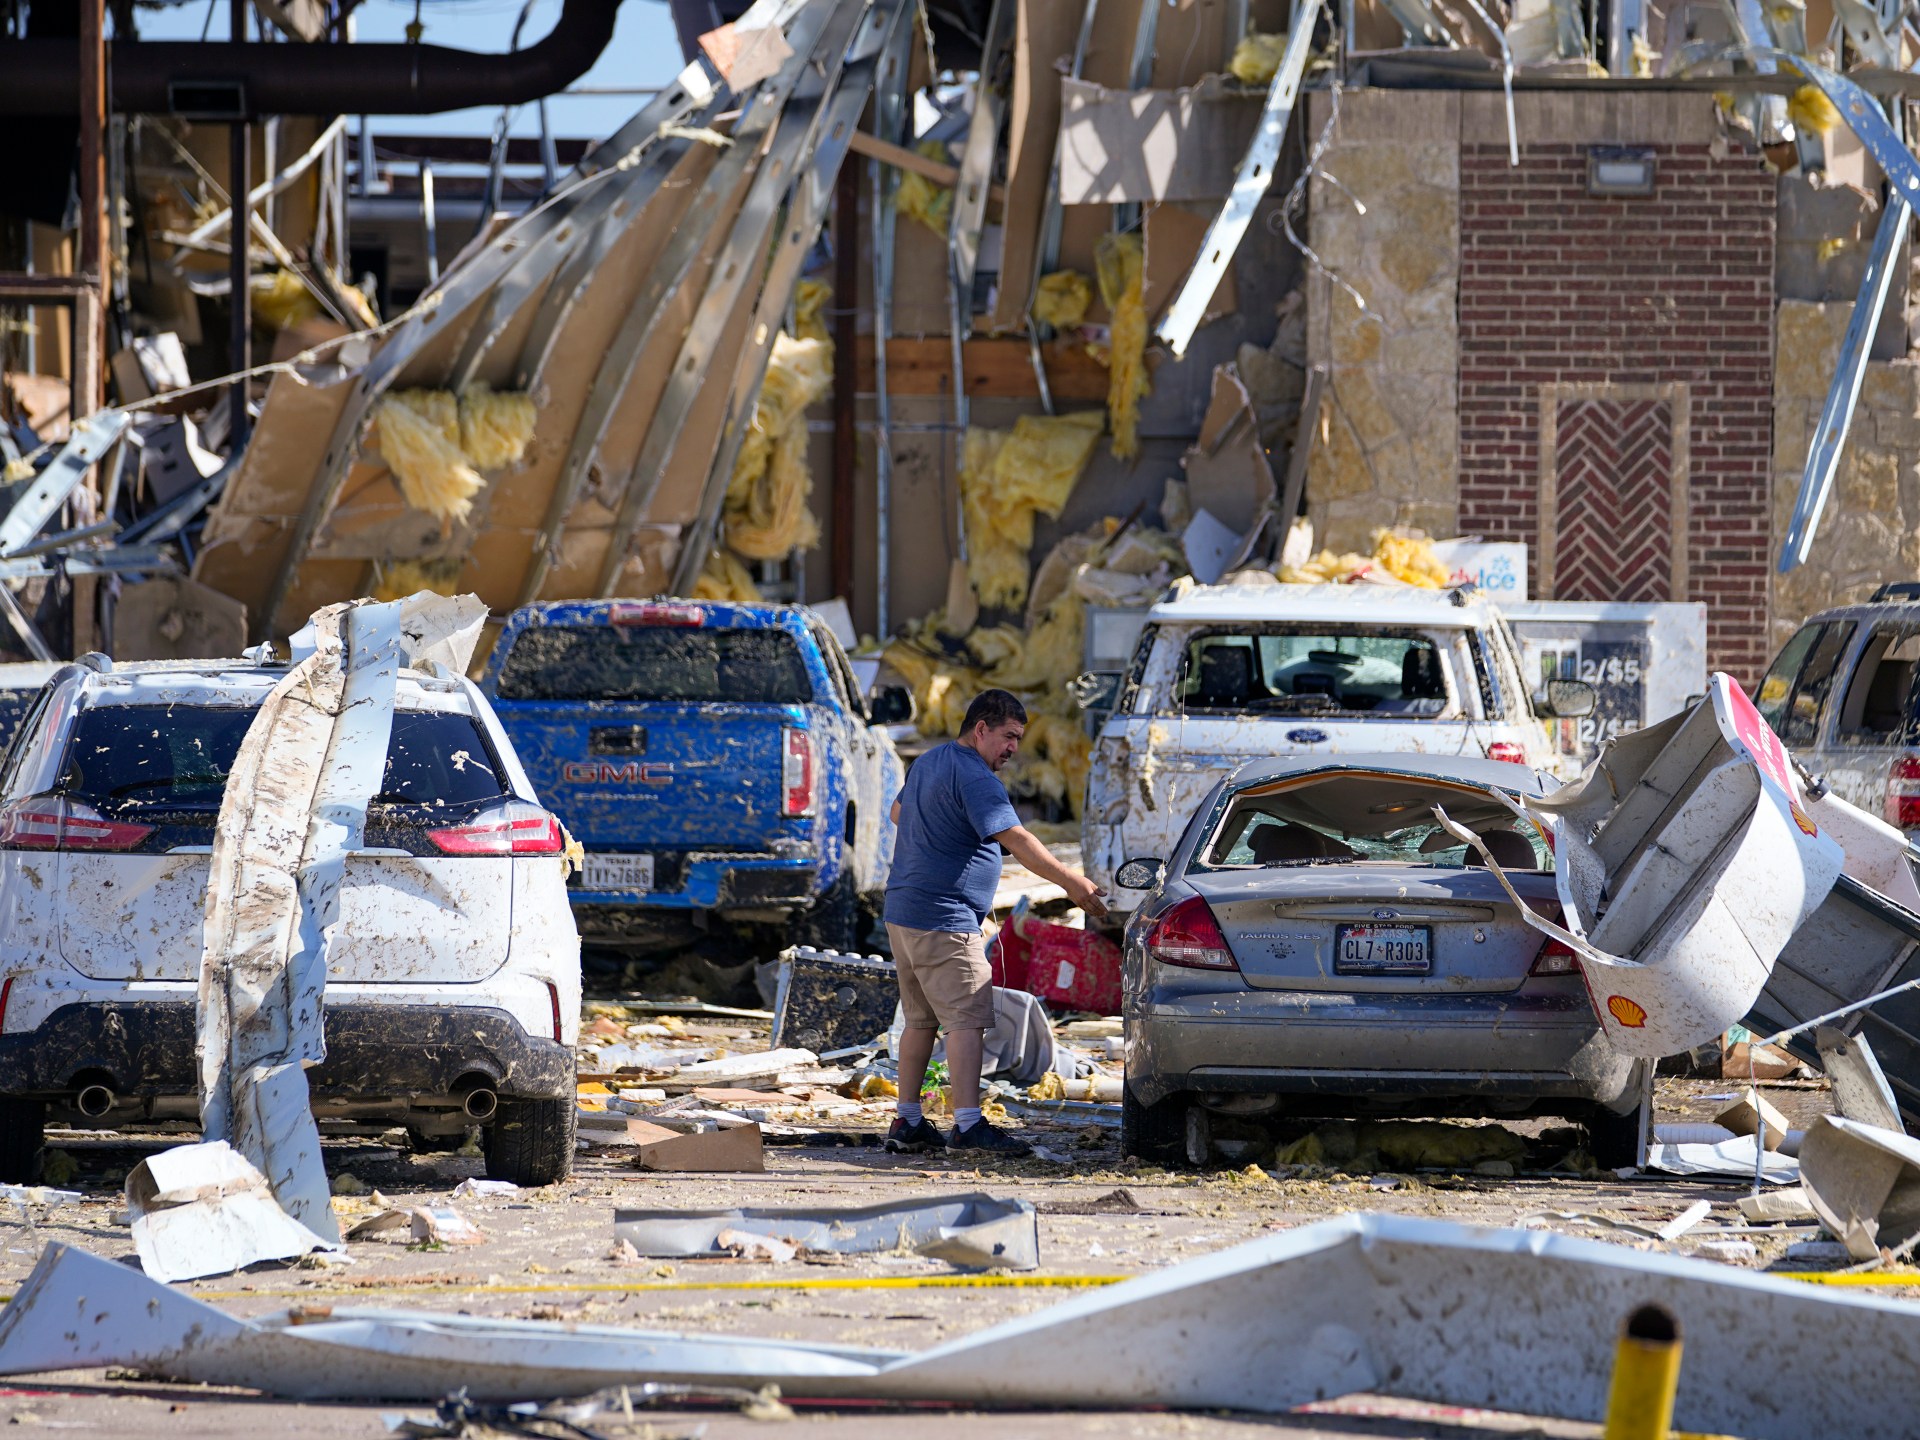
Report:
462,1087,498,1121
75,1084,115,1118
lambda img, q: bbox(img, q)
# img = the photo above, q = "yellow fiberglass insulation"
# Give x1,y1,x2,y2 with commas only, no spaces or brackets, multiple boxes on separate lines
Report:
375,390,485,525
1229,31,1289,84
457,383,538,471
724,331,833,561
1372,530,1451,588
1788,83,1839,138
370,557,464,603
962,412,1103,611
1032,270,1093,331
990,590,1085,691
250,269,321,331
895,140,954,237
881,638,980,737
1095,232,1150,460
794,278,831,344
692,547,764,602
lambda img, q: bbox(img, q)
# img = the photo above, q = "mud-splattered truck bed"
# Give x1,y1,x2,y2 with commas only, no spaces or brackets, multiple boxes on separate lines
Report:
481,600,906,951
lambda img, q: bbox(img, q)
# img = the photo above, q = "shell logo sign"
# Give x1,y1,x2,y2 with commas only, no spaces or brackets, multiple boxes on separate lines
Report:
1607,994,1648,1029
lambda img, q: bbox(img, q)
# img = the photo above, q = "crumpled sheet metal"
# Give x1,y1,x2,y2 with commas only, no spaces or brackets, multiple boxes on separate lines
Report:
1799,1113,1920,1260
196,591,488,1246
8,1215,1920,1436
1442,674,1843,1058
613,1194,1039,1271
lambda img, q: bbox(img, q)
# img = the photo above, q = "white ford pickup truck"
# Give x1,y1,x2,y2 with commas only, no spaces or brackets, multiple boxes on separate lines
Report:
1079,580,1600,922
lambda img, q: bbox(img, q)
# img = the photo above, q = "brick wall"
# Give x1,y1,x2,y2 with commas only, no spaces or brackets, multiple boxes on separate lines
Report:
1456,137,1777,678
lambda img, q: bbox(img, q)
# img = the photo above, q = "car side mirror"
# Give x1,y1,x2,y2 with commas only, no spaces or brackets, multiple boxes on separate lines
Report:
1534,677,1596,719
867,684,914,726
1069,670,1122,712
1115,857,1165,890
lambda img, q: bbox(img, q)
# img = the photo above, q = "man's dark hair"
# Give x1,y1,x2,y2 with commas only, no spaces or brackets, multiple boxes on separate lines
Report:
961,688,1028,735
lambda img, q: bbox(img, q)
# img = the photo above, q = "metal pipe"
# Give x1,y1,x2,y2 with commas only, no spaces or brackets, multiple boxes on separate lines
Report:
1601,1304,1682,1440
420,162,440,286
227,0,251,455
462,1087,498,1121
0,0,623,116
75,1084,115,1118
831,164,859,604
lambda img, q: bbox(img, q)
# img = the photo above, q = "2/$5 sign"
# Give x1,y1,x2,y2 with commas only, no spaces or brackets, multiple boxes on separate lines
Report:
563,761,674,784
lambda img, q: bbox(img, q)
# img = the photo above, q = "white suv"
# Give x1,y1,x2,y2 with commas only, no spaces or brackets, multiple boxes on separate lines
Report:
1081,581,1593,921
0,653,581,1185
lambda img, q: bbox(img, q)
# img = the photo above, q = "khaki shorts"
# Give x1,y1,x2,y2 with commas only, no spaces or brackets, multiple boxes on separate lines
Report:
886,923,995,1031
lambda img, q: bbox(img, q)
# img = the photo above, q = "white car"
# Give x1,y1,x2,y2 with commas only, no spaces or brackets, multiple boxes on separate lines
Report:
1081,581,1594,921
0,653,581,1185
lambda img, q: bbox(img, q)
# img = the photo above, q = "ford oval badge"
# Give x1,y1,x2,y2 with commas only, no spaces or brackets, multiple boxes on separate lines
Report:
1287,728,1329,744
1373,908,1399,921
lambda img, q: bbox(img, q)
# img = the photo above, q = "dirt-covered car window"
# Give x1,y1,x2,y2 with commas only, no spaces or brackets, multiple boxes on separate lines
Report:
498,625,814,705
58,704,507,811
1177,629,1455,716
1197,774,1552,871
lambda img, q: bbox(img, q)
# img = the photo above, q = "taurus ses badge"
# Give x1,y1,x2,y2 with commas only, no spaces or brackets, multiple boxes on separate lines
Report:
563,760,673,785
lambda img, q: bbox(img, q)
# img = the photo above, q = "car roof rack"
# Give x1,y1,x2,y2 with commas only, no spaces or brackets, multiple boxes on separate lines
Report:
1870,583,1920,603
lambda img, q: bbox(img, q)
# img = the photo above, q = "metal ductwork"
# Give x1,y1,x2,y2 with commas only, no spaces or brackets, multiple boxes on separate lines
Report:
0,0,622,117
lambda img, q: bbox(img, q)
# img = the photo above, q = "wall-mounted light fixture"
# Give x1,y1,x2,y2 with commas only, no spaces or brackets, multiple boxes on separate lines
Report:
1588,146,1657,196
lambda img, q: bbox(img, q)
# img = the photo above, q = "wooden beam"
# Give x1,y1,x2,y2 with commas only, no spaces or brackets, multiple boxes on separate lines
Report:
855,336,1113,402
848,129,1006,207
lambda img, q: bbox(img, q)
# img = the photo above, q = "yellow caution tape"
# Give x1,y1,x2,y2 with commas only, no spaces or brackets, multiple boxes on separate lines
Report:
1779,1269,1920,1286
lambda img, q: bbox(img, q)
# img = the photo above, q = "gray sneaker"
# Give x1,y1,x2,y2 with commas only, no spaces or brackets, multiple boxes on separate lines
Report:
884,1116,948,1153
947,1119,1032,1157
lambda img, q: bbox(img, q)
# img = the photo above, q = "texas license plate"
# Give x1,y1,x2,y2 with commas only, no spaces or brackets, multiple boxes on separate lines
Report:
584,853,654,892
1334,924,1431,975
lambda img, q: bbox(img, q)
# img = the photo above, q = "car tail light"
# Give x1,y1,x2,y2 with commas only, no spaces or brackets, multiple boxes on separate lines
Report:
427,801,566,856
1486,741,1527,764
0,795,153,852
1888,757,1920,829
1531,937,1580,976
782,727,817,818
0,977,12,1032
610,601,704,626
1145,896,1239,971
546,981,564,1042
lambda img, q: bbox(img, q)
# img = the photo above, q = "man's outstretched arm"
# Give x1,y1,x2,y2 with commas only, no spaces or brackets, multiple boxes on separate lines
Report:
994,824,1108,918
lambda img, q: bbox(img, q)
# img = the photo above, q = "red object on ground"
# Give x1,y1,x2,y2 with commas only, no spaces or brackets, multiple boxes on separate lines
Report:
988,908,1122,1015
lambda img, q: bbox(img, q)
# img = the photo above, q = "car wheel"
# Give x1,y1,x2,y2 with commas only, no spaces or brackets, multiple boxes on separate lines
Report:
0,1098,45,1183
802,868,860,951
409,1126,470,1154
485,1097,576,1186
1121,1080,1186,1165
1585,1100,1646,1170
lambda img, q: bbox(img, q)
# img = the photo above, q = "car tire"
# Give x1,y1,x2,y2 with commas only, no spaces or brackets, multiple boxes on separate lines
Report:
0,1098,45,1183
485,1097,576,1186
802,868,861,952
1121,1080,1187,1165
1585,1100,1645,1170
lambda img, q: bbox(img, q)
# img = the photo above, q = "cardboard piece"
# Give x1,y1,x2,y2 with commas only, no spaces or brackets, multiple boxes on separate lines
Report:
1142,204,1238,325
1182,366,1275,536
698,20,795,91
630,1121,767,1173
987,0,1093,334
112,575,248,662
1715,1087,1792,1152
1057,76,1267,205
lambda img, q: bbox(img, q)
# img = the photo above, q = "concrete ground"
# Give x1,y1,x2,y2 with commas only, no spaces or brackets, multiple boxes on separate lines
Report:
0,1074,1888,1440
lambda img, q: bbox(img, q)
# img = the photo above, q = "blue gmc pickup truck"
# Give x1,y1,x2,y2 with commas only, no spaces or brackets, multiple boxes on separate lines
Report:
480,599,907,950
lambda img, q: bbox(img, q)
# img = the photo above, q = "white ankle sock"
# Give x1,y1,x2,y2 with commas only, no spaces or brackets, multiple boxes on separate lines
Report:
897,1101,924,1124
955,1106,982,1130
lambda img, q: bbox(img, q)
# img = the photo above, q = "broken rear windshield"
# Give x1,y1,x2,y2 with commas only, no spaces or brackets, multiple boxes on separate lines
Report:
58,705,508,812
497,624,815,704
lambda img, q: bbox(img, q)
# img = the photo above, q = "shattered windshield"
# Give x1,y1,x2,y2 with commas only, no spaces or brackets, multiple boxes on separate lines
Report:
1197,772,1552,872
58,705,508,812
498,625,814,705
1176,628,1458,717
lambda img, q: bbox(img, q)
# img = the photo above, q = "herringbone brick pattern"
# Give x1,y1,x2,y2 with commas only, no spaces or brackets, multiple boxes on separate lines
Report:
1552,399,1673,603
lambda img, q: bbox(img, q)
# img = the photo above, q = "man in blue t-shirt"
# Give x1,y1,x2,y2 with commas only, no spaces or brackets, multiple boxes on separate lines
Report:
883,688,1107,1155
